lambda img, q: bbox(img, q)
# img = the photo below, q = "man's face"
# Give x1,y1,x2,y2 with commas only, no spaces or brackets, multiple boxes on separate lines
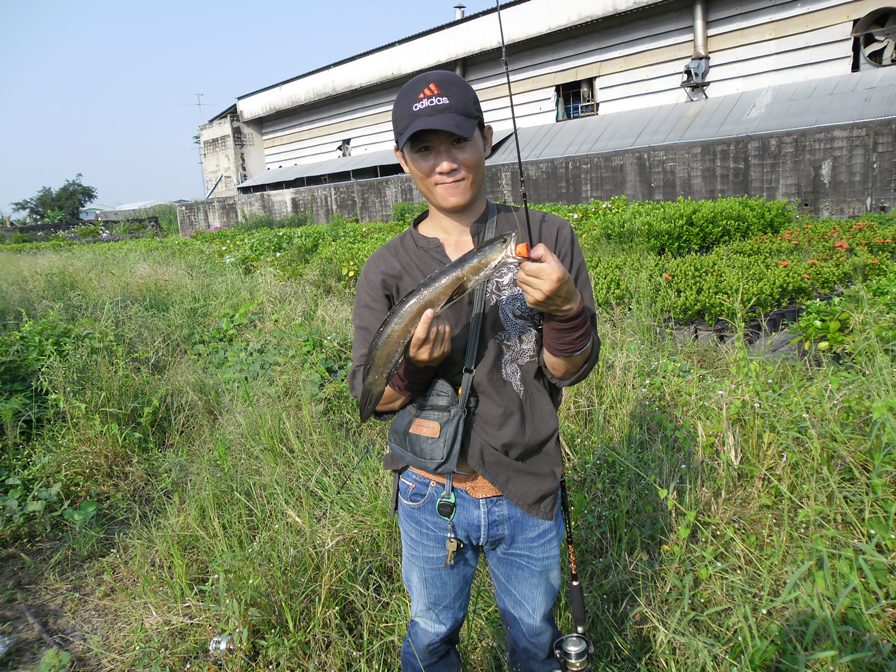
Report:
394,126,493,216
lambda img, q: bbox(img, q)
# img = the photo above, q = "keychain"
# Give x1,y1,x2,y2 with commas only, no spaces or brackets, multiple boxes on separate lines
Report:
436,475,464,566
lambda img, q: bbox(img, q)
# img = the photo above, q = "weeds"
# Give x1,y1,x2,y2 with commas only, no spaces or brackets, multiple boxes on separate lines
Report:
1,201,894,670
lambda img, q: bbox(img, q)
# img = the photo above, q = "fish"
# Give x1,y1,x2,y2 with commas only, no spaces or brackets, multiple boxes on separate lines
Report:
359,231,522,422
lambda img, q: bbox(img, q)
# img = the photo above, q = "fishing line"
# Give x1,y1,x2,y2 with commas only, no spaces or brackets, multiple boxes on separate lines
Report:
494,0,534,249
314,436,374,525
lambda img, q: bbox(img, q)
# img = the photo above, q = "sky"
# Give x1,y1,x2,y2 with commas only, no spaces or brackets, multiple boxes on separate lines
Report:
0,0,501,215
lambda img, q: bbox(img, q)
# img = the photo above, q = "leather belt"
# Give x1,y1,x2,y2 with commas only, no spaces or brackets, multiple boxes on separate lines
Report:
409,467,502,499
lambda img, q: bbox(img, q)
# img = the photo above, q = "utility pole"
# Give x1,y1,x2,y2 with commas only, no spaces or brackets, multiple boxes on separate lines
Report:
195,93,207,197
194,93,206,120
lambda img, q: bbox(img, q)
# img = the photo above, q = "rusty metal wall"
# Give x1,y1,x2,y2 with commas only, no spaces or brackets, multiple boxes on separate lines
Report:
178,119,895,235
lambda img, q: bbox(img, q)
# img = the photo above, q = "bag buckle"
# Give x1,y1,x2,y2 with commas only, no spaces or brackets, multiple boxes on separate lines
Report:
436,490,456,521
436,472,457,521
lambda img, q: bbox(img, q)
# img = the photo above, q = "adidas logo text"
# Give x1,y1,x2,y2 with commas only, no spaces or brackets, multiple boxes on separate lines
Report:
412,96,450,111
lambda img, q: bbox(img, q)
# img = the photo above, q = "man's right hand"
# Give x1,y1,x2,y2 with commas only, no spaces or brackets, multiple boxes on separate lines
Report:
407,308,452,367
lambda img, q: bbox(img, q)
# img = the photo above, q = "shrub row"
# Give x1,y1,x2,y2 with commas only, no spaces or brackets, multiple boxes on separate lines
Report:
589,218,894,323
166,200,896,325
192,218,405,285
538,195,796,256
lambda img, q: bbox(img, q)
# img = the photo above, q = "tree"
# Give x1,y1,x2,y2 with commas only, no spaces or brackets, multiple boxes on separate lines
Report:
10,174,98,224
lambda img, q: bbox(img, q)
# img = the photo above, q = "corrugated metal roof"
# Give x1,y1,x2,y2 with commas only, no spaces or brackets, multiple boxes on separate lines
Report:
240,127,516,189
239,148,399,188
486,67,896,165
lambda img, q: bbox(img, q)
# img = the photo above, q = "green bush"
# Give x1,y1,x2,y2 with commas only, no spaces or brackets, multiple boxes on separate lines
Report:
625,214,895,323
540,196,795,257
193,219,405,286
391,201,428,225
791,264,896,356
230,211,311,231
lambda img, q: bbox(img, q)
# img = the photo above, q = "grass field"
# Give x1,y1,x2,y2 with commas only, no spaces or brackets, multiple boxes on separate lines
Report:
0,200,894,671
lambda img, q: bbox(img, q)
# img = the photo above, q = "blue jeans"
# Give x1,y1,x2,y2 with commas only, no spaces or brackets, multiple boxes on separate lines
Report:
396,468,563,671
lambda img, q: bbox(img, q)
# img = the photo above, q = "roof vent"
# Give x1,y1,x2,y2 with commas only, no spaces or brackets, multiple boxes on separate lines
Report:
852,7,896,67
454,4,465,20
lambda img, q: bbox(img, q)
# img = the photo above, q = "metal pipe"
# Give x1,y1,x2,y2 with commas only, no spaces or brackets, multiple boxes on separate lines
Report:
455,3,467,76
693,0,708,59
205,173,226,199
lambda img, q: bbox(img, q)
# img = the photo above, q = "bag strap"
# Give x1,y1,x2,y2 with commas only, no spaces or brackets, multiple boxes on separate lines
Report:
440,204,495,507
458,201,496,411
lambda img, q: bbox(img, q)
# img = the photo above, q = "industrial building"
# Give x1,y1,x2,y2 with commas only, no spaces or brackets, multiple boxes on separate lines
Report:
182,0,896,233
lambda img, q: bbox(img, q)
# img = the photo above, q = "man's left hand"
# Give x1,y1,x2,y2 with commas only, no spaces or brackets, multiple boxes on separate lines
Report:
516,243,582,316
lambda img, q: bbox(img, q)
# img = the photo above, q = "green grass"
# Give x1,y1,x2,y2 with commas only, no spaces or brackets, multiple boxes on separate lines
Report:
0,205,894,670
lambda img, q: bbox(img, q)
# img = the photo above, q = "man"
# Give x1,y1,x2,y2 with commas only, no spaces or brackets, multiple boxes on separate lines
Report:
350,70,599,671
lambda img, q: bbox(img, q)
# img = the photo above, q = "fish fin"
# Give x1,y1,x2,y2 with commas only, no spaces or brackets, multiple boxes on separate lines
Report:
440,279,471,311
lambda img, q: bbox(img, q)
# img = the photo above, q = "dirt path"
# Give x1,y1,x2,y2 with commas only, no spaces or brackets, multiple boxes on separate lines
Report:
0,548,99,670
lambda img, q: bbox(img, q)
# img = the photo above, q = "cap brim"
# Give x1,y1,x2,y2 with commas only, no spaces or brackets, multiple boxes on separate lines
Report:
396,114,480,150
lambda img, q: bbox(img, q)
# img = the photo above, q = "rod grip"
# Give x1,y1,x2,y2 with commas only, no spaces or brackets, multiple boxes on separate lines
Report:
568,580,587,632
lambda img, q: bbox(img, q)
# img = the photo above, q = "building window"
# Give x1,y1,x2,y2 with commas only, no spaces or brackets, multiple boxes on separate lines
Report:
555,80,598,121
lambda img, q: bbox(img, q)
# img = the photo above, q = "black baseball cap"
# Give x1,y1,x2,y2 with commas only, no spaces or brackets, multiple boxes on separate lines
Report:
392,70,485,150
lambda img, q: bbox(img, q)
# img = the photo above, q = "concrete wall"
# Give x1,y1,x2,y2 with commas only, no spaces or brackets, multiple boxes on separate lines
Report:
511,120,896,218
178,119,895,235
177,175,419,235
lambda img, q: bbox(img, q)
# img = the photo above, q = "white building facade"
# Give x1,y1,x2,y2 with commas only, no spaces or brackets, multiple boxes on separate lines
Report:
193,0,895,208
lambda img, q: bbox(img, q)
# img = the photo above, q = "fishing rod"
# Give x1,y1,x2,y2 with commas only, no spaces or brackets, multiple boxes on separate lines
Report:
494,3,594,669
494,0,534,249
555,478,594,670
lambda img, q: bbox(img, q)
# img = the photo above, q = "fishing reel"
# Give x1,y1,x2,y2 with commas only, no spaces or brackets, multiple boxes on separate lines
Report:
553,632,594,671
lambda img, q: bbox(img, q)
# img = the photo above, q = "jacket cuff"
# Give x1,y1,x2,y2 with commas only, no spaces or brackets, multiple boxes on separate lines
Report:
387,358,435,399
543,301,592,358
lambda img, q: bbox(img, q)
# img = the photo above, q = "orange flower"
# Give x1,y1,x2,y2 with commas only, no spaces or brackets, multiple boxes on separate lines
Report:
834,240,849,250
808,259,819,264
802,274,811,279
778,260,790,267
662,273,672,281
871,259,879,265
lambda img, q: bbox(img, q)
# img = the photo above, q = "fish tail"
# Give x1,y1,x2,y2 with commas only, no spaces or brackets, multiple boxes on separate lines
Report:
359,387,379,423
